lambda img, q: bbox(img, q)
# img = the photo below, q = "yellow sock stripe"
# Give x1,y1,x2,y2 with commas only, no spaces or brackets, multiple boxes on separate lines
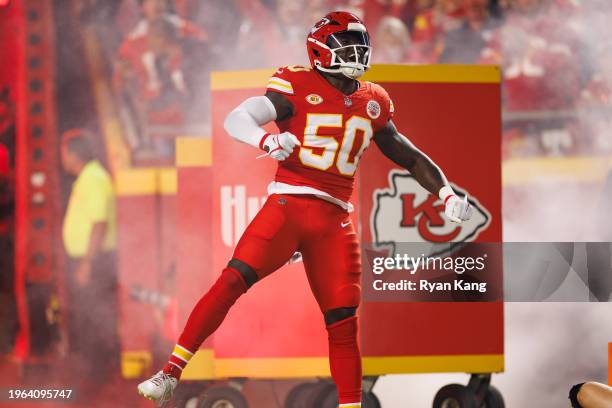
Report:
339,404,361,407
172,345,194,362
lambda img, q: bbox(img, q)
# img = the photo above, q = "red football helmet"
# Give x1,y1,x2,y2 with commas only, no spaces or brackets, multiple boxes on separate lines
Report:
307,11,371,79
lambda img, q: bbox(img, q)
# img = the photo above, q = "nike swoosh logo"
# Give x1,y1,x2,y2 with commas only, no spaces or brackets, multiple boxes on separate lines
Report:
341,220,350,228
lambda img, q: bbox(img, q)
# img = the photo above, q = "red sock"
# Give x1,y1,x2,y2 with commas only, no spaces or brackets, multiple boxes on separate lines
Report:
326,316,362,405
163,267,247,379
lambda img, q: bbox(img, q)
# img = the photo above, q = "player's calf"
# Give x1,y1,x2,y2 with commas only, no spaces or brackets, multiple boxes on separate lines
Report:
325,307,362,407
161,265,249,380
138,265,252,403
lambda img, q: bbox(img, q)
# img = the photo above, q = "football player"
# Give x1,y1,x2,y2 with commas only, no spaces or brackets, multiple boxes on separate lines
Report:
138,11,472,407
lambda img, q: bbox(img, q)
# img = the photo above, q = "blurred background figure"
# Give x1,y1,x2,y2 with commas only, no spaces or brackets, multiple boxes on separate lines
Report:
439,0,499,63
115,17,189,158
233,0,328,67
410,0,465,63
114,0,207,163
374,16,412,63
123,0,206,41
60,129,120,385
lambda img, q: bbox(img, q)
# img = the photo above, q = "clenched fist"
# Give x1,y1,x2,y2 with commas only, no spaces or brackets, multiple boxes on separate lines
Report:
260,132,301,161
444,195,473,224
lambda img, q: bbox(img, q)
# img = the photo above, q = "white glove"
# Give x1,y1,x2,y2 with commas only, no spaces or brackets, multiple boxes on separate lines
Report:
444,194,473,224
259,132,301,161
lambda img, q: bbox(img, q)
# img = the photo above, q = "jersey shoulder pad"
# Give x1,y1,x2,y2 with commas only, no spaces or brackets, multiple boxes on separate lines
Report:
266,65,313,96
366,81,394,123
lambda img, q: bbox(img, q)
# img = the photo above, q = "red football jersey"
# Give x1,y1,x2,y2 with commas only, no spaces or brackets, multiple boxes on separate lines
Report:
266,65,394,204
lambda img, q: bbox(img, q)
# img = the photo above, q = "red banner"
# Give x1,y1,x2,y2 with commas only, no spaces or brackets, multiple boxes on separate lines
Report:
192,65,503,377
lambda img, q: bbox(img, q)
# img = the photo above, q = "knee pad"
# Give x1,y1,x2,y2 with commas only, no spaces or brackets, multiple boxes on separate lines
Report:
569,383,585,408
227,258,258,289
324,307,357,326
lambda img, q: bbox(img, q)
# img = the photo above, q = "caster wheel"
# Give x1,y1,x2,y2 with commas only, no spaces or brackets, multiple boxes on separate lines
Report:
312,382,337,408
363,391,382,408
284,382,319,408
183,396,199,408
198,385,248,408
174,383,205,408
316,384,382,408
483,386,505,408
433,384,477,408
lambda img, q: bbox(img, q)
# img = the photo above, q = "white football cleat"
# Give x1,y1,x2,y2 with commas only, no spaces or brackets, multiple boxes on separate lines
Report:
137,370,178,407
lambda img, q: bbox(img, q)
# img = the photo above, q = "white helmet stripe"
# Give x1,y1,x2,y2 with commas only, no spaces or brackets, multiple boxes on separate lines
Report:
307,37,330,50
347,22,367,32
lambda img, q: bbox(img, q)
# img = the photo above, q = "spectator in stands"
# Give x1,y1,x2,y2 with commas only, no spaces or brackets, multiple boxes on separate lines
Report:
374,16,412,63
234,0,321,67
486,0,581,112
116,17,196,158
440,0,498,63
360,0,413,36
128,0,206,41
410,0,466,63
115,0,207,160
60,129,119,381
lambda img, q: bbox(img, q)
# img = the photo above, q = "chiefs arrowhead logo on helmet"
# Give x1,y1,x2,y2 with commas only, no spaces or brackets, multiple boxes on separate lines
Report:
307,11,372,79
311,17,330,33
371,170,491,255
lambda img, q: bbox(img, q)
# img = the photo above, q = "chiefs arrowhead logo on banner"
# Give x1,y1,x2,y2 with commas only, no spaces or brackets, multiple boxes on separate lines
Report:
371,170,491,253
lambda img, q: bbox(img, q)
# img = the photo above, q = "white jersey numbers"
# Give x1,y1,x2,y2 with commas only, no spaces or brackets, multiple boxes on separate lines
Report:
299,113,373,176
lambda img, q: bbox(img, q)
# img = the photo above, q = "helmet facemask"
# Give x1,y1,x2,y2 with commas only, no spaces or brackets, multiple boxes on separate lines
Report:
314,29,372,79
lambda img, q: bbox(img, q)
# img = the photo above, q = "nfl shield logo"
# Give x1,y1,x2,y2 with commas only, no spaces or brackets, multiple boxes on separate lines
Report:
344,96,352,107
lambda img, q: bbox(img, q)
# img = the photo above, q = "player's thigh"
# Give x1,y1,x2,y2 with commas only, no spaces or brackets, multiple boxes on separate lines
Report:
301,219,361,312
232,195,299,280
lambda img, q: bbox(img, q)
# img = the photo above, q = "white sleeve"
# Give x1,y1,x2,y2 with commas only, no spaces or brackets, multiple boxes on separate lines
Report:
223,96,277,148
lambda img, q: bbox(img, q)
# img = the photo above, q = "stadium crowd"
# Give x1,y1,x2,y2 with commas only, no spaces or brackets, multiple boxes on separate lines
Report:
72,0,612,161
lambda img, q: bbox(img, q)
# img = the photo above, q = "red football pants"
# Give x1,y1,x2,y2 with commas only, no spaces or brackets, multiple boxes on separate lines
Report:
170,194,362,403
233,194,362,311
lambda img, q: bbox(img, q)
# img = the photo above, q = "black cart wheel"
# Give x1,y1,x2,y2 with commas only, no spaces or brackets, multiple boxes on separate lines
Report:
316,384,382,408
198,385,248,408
483,386,505,408
362,391,382,408
312,382,337,408
284,382,319,408
174,382,206,408
433,384,477,408
175,394,200,408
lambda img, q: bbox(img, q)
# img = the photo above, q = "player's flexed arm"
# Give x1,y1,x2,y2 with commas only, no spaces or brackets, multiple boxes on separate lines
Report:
223,92,298,160
374,120,473,224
